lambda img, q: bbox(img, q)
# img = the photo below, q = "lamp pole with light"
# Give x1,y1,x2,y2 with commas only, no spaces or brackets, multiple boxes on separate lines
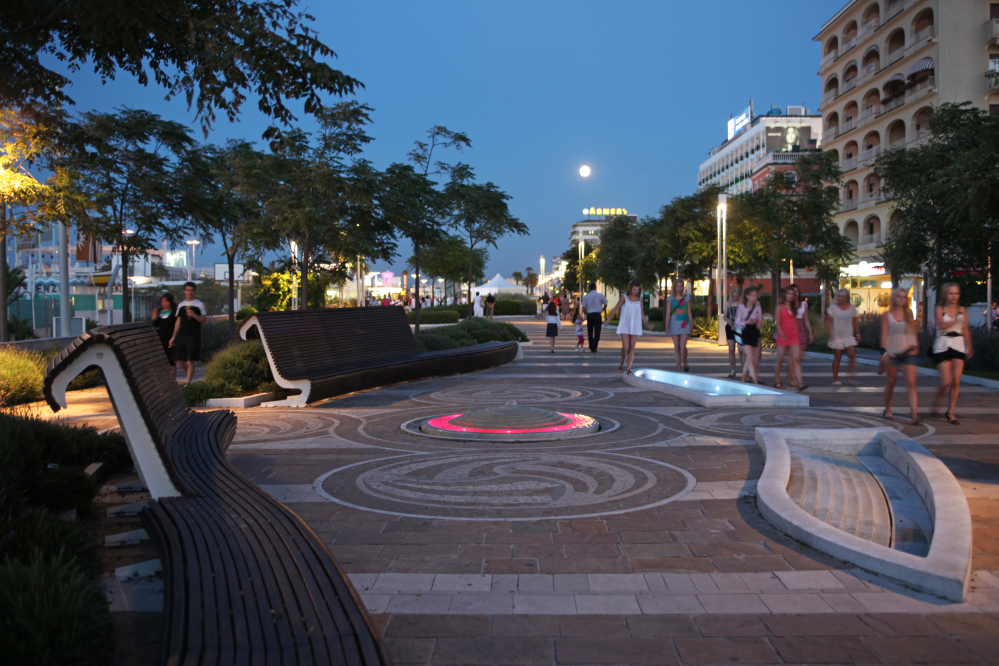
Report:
186,239,199,282
716,194,728,345
578,239,585,300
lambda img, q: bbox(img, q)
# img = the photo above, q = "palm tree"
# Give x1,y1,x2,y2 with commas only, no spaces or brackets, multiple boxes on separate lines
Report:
523,267,538,294
511,271,523,285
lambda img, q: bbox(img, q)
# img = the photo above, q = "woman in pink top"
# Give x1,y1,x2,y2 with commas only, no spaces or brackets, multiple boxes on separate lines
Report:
774,286,805,390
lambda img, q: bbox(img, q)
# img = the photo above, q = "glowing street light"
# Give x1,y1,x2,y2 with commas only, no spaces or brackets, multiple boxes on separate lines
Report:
186,239,200,282
579,165,591,178
716,194,728,345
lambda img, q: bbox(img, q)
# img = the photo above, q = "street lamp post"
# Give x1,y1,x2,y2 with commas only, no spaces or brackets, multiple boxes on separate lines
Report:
716,194,728,345
186,239,199,282
578,240,585,300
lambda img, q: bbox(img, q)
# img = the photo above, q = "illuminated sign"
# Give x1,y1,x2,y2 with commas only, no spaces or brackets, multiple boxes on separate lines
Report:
727,106,751,140
584,207,628,216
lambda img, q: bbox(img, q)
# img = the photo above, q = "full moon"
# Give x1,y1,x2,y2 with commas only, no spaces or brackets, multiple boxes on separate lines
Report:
579,165,591,177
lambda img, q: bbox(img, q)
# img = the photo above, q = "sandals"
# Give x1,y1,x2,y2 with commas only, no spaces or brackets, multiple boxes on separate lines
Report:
774,382,785,390
798,384,809,391
727,372,736,378
945,413,960,425
626,368,634,376
883,410,895,421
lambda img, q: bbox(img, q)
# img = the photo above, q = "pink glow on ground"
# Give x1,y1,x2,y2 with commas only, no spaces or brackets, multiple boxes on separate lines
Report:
425,413,595,434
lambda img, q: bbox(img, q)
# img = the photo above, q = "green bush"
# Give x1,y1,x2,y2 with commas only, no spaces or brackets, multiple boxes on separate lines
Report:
7,315,36,340
0,550,115,666
2,508,101,577
434,305,471,319
181,340,276,405
37,348,102,392
0,347,43,406
27,468,97,513
646,307,664,322
430,318,529,347
199,321,236,363
520,299,538,315
416,333,461,352
692,316,718,340
968,330,999,373
493,300,522,316
236,305,258,321
407,309,459,324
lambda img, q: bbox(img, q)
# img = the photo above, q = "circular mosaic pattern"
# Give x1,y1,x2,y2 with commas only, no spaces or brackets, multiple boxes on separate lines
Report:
314,452,694,520
232,412,341,443
677,408,895,438
412,385,609,406
418,406,600,441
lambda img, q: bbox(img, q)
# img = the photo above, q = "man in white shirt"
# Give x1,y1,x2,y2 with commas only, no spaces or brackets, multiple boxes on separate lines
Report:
169,281,207,384
580,282,608,352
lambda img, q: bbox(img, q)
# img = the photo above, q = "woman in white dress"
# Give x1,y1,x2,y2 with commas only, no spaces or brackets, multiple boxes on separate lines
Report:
473,291,484,318
825,289,859,385
607,280,649,374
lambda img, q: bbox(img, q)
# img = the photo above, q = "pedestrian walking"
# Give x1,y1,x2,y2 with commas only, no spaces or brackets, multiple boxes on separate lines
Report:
984,300,998,330
573,309,585,352
581,282,608,353
723,286,741,378
826,288,859,385
774,286,805,390
607,280,649,374
666,281,691,372
473,291,484,317
544,300,561,353
485,292,495,320
169,281,207,385
735,286,763,383
931,283,974,425
152,292,177,370
881,288,920,425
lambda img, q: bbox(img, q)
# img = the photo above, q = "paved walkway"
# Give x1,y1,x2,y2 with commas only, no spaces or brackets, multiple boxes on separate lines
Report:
47,316,999,664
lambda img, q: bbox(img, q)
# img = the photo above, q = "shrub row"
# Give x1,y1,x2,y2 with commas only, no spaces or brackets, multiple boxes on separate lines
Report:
181,339,278,406
416,319,528,352
0,346,102,407
407,309,460,324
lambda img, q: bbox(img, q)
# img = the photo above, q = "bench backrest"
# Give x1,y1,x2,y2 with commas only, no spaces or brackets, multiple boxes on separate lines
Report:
241,307,419,377
43,323,200,498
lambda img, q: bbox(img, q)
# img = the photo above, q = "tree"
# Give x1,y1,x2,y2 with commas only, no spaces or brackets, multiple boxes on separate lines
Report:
445,165,526,315
407,234,487,303
510,271,523,286
380,163,444,336
596,216,637,293
524,267,538,294
182,140,261,336
1,0,361,146
55,107,194,323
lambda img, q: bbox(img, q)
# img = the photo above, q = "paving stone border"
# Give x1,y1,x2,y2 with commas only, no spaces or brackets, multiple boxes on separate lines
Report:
755,427,972,602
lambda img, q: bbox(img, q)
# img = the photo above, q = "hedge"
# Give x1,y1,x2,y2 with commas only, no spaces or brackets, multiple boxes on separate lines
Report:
408,309,460,324
493,300,522,316
181,340,278,406
0,346,102,407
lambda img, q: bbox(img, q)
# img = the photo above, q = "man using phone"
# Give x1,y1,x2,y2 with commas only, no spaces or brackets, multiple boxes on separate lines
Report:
170,282,208,384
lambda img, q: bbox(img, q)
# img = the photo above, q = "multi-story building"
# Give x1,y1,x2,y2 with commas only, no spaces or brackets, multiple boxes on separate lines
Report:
816,0,999,312
568,211,636,246
698,106,823,195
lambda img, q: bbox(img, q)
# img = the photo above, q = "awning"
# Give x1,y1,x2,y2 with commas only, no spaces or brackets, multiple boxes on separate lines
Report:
908,57,934,76
826,74,838,85
882,73,904,90
842,60,857,72
863,44,880,58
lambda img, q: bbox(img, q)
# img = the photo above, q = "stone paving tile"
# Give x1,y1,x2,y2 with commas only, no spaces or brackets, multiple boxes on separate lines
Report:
490,615,561,637
574,594,642,615
771,635,883,664
559,615,630,637
556,637,680,664
385,614,490,637
635,595,707,615
512,595,577,615
864,636,985,663
694,614,772,637
385,637,435,665
626,614,700,637
673,636,781,664
432,637,554,665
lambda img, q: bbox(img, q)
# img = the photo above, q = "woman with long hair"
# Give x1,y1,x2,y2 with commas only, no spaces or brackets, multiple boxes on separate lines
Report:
544,299,562,353
774,286,805,390
152,292,178,370
826,288,859,385
735,286,763,383
881,288,920,425
723,286,741,378
789,284,813,385
931,283,973,424
666,280,691,372
608,280,649,374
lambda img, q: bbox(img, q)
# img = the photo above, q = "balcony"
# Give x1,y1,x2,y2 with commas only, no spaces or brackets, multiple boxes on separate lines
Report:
840,36,857,57
859,190,883,208
825,125,840,139
821,49,839,70
841,78,858,95
840,198,858,213
821,90,838,108
842,156,858,172
860,62,880,81
886,48,904,65
881,95,906,115
907,128,930,146
859,232,881,247
840,117,856,135
908,76,936,103
859,146,881,163
753,151,805,171
858,19,880,41
987,18,999,46
988,70,999,94
885,0,903,22
906,25,936,55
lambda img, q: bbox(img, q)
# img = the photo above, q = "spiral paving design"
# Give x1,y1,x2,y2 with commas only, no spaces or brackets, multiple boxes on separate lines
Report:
678,408,893,438
232,412,342,443
316,452,693,519
412,385,607,406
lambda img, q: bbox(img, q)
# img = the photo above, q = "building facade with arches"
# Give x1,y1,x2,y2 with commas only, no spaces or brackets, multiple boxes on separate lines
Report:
816,0,999,313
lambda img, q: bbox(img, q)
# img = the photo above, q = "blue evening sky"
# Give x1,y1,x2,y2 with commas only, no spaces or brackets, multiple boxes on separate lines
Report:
49,0,845,280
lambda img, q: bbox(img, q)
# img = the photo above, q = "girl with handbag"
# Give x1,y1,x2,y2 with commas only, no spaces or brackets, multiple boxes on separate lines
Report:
666,281,691,372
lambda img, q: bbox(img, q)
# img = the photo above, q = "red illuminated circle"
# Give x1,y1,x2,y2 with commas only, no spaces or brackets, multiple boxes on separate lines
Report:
425,413,596,435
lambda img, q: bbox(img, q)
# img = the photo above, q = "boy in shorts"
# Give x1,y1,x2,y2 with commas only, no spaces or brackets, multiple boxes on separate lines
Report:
170,282,207,384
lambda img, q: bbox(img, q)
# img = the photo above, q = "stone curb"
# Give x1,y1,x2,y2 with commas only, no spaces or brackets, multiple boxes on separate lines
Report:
755,427,972,602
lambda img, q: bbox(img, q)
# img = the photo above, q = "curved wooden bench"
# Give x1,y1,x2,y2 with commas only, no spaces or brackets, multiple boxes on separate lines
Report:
239,307,521,407
44,323,392,666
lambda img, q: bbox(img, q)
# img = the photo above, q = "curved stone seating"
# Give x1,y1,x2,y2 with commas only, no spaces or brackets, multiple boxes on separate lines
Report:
239,307,521,407
756,427,972,602
43,323,392,666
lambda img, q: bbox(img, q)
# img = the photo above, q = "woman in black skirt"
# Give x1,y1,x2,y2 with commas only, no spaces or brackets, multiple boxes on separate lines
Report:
735,286,763,383
544,300,561,353
152,292,178,368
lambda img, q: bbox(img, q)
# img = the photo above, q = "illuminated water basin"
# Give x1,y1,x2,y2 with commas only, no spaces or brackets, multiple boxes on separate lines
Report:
417,405,603,441
624,368,809,407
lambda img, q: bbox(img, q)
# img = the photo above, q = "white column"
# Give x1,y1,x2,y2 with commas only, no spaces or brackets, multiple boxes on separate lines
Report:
58,221,71,336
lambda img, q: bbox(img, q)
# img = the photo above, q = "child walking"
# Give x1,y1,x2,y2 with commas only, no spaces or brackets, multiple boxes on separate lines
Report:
545,301,562,353
573,309,584,351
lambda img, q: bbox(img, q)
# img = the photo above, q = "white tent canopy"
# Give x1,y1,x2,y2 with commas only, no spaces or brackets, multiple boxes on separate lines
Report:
472,273,527,296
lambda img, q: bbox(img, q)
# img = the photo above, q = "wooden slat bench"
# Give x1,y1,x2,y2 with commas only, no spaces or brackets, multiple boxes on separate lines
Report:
239,307,521,407
43,323,392,666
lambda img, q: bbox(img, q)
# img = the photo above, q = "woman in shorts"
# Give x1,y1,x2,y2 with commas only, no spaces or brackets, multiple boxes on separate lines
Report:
723,286,741,378
666,281,691,372
931,283,973,424
826,288,859,385
735,286,762,384
881,288,920,425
